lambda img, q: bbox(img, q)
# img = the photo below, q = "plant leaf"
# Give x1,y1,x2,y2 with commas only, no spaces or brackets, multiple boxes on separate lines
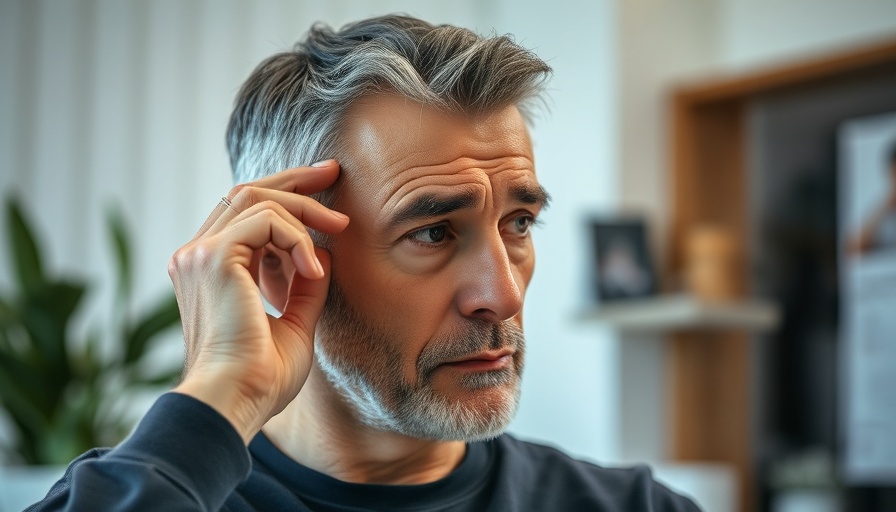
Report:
106,204,132,305
0,349,51,433
5,197,46,291
123,295,180,365
21,281,85,373
0,295,17,352
42,381,103,464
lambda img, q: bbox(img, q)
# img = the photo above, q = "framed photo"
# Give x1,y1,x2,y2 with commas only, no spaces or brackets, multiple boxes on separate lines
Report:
589,217,657,303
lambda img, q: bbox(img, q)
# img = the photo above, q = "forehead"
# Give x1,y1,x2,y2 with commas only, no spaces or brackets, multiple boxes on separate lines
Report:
337,95,538,212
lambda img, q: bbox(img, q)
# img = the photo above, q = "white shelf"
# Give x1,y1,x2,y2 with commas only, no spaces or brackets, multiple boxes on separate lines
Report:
578,294,781,333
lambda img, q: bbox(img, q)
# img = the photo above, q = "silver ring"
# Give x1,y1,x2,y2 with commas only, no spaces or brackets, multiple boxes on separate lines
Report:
220,196,233,209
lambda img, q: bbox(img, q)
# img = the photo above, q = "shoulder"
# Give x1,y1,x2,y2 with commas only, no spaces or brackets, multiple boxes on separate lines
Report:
487,434,702,511
26,394,250,512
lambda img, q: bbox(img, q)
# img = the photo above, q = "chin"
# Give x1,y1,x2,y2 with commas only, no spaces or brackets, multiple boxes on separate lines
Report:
392,378,522,443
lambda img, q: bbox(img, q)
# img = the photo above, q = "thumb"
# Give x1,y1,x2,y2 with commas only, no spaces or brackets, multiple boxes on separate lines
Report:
280,247,332,338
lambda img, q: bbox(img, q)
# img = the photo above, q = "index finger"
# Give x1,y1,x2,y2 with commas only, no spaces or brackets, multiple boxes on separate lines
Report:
249,159,341,195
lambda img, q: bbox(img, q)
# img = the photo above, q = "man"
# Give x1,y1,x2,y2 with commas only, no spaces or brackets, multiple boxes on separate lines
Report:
848,141,896,256
31,15,699,511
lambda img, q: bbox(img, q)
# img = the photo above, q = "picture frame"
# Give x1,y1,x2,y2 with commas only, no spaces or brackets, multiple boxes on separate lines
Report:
589,217,657,303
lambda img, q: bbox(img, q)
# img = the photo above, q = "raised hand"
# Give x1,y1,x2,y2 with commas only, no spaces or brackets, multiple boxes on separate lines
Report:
168,160,349,443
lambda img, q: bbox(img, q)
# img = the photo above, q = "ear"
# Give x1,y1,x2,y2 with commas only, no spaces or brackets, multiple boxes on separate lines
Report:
257,246,295,314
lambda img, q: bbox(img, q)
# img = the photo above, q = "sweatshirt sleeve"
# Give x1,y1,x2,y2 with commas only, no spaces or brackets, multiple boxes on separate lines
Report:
25,392,251,512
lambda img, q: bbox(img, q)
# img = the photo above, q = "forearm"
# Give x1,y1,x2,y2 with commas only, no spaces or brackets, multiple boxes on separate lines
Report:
27,393,250,512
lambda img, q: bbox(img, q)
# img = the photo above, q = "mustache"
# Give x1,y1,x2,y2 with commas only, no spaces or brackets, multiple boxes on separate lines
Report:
416,321,526,382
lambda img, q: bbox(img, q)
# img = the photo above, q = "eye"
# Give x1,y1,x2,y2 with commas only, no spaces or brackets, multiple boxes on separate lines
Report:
405,224,451,246
505,214,538,237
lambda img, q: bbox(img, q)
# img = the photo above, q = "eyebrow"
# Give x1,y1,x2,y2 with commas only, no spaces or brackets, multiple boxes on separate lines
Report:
511,183,552,210
386,183,551,229
387,191,478,228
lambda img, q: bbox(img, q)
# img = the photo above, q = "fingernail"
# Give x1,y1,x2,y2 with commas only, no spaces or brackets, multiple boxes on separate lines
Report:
311,159,336,168
331,210,349,220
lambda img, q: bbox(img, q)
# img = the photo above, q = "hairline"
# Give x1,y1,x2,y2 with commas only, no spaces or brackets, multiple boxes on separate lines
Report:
226,15,552,196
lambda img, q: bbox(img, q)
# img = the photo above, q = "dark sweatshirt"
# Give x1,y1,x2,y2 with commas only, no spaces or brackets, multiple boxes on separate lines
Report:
28,393,701,511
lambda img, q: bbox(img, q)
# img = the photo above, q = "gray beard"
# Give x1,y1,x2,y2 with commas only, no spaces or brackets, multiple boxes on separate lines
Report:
314,278,525,442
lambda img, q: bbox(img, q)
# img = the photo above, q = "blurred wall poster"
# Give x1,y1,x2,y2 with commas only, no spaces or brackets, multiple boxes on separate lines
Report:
838,111,896,484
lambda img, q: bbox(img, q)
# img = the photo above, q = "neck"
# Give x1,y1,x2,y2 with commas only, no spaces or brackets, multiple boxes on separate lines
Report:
263,365,466,485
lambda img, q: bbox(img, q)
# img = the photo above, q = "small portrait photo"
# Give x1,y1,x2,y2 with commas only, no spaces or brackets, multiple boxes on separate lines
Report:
589,218,657,303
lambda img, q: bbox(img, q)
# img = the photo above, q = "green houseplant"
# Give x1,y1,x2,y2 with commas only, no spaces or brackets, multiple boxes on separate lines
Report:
0,196,182,466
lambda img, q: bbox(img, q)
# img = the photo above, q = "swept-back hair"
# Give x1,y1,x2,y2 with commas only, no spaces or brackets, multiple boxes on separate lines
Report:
225,14,551,187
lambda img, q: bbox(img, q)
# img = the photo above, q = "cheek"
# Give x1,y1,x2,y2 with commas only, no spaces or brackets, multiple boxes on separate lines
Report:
334,226,454,328
334,251,454,365
354,270,454,337
511,242,536,289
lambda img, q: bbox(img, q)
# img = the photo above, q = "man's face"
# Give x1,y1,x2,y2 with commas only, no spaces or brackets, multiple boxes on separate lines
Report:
314,95,547,441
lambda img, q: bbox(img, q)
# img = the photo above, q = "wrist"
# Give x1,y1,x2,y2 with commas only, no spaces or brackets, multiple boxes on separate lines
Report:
173,375,267,444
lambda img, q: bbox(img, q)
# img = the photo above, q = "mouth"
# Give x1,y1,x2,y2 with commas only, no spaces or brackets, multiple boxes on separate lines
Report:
440,349,515,373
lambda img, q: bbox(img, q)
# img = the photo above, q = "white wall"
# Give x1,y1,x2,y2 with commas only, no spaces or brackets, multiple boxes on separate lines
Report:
720,0,896,70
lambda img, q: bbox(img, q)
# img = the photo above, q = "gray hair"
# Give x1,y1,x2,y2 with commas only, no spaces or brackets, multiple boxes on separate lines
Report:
225,14,551,189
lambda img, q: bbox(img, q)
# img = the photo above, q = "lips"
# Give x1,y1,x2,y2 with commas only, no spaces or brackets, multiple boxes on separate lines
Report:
440,349,515,372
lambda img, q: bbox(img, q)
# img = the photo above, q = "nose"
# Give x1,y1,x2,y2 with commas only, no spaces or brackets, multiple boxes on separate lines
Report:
456,235,525,323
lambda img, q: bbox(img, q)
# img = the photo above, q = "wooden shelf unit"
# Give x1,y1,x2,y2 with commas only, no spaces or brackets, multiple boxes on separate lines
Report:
666,38,896,512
